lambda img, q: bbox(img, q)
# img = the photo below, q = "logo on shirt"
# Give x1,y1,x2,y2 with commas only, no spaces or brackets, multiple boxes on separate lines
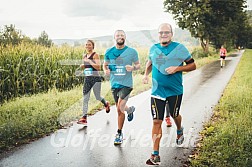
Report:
155,53,167,71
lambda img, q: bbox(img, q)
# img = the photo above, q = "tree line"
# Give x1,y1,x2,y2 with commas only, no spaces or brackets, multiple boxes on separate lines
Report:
163,0,252,52
0,24,53,47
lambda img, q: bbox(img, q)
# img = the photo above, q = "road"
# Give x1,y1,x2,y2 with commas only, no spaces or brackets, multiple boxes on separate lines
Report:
0,51,243,167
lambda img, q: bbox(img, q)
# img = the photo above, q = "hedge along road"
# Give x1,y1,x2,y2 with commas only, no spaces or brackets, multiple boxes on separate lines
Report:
0,51,243,167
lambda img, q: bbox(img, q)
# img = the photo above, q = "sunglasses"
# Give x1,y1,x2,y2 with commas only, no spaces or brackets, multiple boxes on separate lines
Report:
158,31,172,35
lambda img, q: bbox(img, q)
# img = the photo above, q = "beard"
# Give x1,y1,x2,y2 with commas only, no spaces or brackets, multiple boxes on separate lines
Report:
117,39,125,46
161,39,171,45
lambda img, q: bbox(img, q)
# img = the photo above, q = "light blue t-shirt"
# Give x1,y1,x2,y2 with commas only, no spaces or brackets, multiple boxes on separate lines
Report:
105,46,139,88
149,42,192,100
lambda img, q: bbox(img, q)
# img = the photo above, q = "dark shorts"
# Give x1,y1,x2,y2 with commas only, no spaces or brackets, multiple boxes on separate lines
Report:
220,56,226,59
83,76,102,95
151,94,183,120
111,87,133,103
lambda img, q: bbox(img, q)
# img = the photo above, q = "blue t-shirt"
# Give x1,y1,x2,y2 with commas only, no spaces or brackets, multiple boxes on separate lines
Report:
105,46,139,88
149,42,191,100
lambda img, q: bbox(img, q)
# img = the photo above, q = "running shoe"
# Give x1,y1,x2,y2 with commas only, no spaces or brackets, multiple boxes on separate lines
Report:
77,116,87,125
114,133,123,145
105,101,110,113
165,116,172,127
146,154,161,165
176,127,184,145
127,106,135,122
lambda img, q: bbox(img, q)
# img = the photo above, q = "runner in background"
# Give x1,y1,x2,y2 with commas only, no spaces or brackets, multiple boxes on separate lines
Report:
220,45,227,68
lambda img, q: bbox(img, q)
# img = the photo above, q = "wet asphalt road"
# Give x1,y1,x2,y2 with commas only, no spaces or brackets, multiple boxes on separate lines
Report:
0,51,243,167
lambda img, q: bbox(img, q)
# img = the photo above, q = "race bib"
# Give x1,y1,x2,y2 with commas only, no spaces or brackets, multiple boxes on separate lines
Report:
84,68,93,76
114,66,126,76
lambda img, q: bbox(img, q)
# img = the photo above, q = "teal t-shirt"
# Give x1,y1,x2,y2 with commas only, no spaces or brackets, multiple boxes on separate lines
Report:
105,46,139,88
149,42,191,100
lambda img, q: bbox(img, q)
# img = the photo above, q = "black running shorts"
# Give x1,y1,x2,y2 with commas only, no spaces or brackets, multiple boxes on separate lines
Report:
111,87,133,103
151,94,183,120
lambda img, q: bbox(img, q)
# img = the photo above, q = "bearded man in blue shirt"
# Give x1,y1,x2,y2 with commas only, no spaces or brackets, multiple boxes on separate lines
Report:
143,23,196,165
103,30,140,145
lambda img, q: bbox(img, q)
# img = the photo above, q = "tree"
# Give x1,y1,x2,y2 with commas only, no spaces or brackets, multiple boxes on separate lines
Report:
0,24,23,46
37,31,53,47
241,10,252,48
164,0,212,52
207,0,247,50
247,10,252,26
163,0,248,52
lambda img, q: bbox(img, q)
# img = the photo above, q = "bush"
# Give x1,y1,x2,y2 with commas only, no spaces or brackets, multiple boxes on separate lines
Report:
191,49,210,58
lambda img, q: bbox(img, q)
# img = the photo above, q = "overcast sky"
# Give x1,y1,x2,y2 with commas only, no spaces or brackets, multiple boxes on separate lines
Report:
0,0,251,39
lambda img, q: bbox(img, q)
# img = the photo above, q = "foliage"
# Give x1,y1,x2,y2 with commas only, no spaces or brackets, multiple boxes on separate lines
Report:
247,10,252,26
0,88,82,152
0,44,84,103
0,43,150,103
163,0,251,50
163,0,212,52
37,31,53,47
207,0,249,49
243,10,252,49
0,24,54,48
191,48,210,59
0,24,24,46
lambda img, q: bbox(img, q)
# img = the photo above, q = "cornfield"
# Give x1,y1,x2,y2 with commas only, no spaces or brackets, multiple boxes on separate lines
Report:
0,43,149,104
0,43,85,103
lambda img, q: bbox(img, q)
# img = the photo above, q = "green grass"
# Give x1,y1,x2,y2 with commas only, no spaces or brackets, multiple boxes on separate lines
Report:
0,47,225,152
0,73,151,152
195,54,218,69
189,49,252,167
0,87,82,151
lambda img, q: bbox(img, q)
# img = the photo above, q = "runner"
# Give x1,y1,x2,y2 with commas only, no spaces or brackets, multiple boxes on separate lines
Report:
143,23,196,165
77,40,110,125
220,45,227,68
103,30,140,145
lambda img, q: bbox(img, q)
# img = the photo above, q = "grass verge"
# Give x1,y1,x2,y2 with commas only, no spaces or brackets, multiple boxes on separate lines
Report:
0,74,151,152
189,49,252,167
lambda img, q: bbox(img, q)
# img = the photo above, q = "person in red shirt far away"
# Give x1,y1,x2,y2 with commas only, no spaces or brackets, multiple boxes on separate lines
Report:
220,45,227,68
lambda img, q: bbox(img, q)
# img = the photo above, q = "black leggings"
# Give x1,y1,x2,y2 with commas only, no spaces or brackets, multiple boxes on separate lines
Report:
82,76,104,116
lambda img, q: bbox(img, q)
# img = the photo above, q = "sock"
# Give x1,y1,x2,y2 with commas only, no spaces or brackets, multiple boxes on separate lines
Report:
177,127,184,135
125,107,130,113
101,98,107,106
153,151,159,156
117,129,122,135
125,106,133,114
